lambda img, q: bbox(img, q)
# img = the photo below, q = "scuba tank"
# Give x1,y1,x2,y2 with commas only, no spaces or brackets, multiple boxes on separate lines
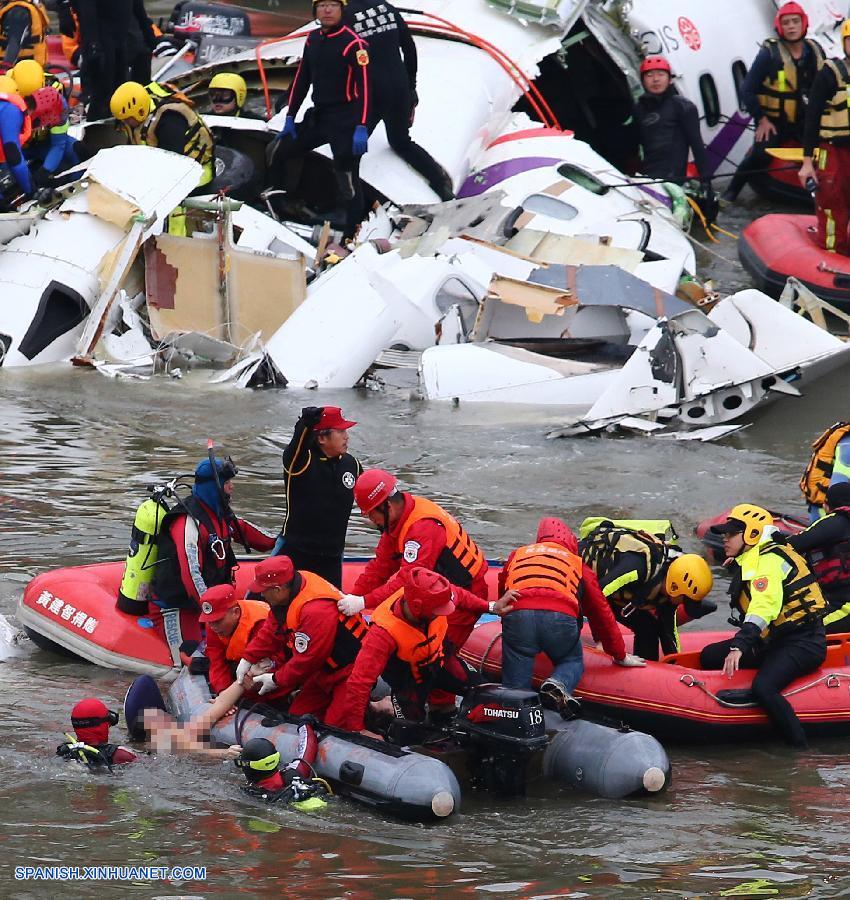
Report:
117,483,176,615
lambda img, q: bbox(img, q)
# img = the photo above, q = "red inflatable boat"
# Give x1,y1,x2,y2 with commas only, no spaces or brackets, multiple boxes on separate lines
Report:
695,508,807,563
739,213,850,305
461,621,850,743
17,558,504,677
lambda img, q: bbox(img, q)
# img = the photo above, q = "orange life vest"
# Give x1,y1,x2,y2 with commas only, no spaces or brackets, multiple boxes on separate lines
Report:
504,541,583,597
0,0,48,66
397,496,486,587
285,571,368,671
0,92,30,163
800,422,850,506
223,599,270,663
372,589,449,684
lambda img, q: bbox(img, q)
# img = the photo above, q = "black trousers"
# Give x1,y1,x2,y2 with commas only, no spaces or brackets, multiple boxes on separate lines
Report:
700,623,827,747
272,542,342,589
614,605,677,661
270,105,363,238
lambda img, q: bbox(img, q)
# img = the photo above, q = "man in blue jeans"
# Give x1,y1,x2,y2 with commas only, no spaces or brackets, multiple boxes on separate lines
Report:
498,517,645,717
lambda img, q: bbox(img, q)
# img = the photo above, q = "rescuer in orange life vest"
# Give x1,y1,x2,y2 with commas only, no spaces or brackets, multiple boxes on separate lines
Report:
233,555,368,727
340,469,494,656
499,517,646,718
198,583,270,696
340,566,516,735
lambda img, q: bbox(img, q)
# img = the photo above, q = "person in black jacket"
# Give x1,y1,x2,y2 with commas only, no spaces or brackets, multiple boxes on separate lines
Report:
345,0,454,200
788,481,850,632
633,55,712,188
273,406,362,588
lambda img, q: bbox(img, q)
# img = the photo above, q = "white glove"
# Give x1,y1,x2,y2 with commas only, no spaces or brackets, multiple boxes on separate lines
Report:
235,658,252,684
253,673,278,696
338,594,365,616
615,653,647,667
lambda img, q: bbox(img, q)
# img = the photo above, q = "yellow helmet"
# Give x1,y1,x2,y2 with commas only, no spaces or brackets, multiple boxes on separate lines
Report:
0,74,18,95
665,554,713,601
842,18,850,40
11,60,43,97
110,81,151,123
209,72,247,109
727,503,773,546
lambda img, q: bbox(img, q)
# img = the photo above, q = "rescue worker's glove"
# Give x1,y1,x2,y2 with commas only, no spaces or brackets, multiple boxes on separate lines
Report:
33,187,56,207
301,406,324,427
338,595,365,616
683,598,718,620
615,653,647,667
253,673,278,696
352,125,368,156
700,179,719,227
278,116,296,141
235,658,252,685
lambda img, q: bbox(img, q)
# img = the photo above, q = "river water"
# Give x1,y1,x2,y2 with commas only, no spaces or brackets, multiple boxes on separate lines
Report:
5,8,850,897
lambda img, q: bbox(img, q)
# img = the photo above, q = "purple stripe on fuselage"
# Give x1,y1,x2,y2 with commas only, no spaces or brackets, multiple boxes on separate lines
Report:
704,112,751,176
457,157,561,198
638,185,673,208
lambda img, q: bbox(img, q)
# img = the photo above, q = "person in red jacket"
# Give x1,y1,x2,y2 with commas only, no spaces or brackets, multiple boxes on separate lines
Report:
198,583,270,696
341,469,492,654
234,555,368,726
500,517,645,718
56,698,138,770
341,566,516,734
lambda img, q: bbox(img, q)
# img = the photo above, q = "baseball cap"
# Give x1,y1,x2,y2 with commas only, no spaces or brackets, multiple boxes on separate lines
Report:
248,556,295,593
198,584,238,623
316,407,356,431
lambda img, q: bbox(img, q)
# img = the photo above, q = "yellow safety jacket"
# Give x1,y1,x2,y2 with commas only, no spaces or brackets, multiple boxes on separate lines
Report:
819,58,850,143
732,538,826,641
125,82,215,186
757,38,825,126
0,0,48,66
800,421,850,506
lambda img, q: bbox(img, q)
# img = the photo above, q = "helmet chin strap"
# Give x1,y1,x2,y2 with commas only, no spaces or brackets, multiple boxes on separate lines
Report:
377,500,391,534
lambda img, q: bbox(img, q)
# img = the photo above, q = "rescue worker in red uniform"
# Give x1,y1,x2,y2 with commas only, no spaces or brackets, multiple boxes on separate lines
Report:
198,583,270,695
800,19,850,254
56,698,138,769
152,456,275,664
269,0,370,239
500,518,645,717
234,555,368,726
341,469,493,659
341,566,515,734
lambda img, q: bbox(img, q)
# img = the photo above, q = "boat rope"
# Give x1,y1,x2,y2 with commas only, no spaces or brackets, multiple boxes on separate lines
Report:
477,630,503,675
678,671,850,708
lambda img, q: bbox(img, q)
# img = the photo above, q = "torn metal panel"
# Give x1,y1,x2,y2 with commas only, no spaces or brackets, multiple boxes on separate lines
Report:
487,275,577,316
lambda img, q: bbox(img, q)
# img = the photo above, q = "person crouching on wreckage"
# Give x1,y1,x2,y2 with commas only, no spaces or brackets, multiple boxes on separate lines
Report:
339,566,516,738
233,555,368,727
149,456,275,666
499,517,645,719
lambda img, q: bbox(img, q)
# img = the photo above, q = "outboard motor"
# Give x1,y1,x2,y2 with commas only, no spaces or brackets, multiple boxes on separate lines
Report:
453,684,549,797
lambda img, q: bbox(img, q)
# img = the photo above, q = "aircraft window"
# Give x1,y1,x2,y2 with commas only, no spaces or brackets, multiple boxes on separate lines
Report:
557,163,608,195
699,73,721,127
17,282,88,361
522,193,579,220
731,61,748,112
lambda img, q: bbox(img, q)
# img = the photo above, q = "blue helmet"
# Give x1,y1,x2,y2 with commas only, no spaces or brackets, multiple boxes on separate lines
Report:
194,456,238,484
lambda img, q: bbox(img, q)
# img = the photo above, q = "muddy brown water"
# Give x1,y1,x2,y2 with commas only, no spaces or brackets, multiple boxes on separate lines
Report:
5,8,850,895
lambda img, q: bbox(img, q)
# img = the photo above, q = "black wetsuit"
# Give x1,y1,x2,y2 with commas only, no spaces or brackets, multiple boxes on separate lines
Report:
789,510,850,632
633,87,711,184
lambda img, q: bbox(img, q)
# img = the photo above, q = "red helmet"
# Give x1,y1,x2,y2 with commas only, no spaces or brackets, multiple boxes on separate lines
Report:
536,516,578,553
774,2,808,38
354,468,398,514
28,86,64,129
71,698,118,745
401,566,455,618
640,55,672,76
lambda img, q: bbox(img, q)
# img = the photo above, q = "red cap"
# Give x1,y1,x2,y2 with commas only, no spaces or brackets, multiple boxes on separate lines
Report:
402,566,455,618
316,407,356,431
536,516,578,553
248,555,295,593
198,583,238,623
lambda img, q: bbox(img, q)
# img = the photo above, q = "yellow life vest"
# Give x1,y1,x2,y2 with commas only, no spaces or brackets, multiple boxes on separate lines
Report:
800,422,850,505
0,0,48,66
819,59,850,143
736,541,826,641
126,82,215,186
757,38,824,126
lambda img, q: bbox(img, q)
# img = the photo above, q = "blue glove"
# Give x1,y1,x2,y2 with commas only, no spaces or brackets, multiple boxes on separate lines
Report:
352,124,368,156
278,116,296,141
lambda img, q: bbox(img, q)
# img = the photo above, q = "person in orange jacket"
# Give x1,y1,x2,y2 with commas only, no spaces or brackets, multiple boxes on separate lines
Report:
499,517,645,718
234,555,368,726
198,583,270,696
341,566,515,734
